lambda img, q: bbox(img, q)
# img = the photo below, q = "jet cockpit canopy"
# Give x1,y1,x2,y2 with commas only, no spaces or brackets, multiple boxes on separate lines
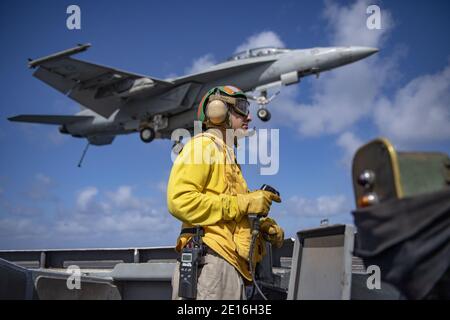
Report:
226,47,291,61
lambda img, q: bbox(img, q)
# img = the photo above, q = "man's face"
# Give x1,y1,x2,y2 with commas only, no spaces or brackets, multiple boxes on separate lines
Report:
230,107,252,132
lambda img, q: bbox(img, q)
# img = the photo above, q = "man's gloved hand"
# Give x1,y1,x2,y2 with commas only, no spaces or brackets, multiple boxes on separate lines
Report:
236,190,281,218
259,217,284,248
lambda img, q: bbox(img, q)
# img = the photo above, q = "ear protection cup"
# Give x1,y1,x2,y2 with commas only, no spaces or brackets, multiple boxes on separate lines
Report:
206,99,228,124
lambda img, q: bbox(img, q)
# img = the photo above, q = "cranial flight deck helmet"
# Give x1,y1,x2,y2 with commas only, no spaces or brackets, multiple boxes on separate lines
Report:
197,85,250,127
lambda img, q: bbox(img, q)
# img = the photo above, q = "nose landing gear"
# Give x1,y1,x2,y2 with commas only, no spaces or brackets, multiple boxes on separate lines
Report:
247,90,279,122
139,127,155,143
257,108,271,122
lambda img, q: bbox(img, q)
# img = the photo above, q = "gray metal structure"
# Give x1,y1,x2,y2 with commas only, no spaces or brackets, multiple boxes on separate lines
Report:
8,44,378,147
0,246,179,300
287,225,355,300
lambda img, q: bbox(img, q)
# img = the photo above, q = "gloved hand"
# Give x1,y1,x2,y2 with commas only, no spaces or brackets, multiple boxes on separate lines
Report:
259,217,284,248
236,190,281,218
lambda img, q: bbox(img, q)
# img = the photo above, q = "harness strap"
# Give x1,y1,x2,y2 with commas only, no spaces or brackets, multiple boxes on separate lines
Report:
180,227,204,235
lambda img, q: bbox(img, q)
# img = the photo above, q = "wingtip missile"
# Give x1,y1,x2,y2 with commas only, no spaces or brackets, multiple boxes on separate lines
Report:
28,43,92,69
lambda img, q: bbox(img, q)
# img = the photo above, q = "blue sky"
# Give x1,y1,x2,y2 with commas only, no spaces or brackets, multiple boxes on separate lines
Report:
0,0,449,249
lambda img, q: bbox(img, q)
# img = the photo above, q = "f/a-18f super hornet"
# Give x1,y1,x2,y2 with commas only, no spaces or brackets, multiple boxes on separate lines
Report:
9,43,378,147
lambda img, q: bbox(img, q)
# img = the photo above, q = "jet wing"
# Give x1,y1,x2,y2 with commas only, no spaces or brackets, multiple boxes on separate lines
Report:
172,58,277,85
29,44,174,118
8,114,93,125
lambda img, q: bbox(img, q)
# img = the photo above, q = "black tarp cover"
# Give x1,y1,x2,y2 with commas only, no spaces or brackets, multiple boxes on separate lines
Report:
352,188,450,299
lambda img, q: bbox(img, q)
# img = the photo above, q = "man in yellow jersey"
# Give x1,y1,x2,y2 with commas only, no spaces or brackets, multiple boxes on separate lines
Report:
167,85,284,300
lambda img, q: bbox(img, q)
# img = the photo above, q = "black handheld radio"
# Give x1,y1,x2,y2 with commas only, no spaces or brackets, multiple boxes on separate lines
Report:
178,226,204,299
260,184,280,197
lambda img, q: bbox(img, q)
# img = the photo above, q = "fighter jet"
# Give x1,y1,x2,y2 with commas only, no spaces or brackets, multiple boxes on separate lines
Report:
9,43,378,148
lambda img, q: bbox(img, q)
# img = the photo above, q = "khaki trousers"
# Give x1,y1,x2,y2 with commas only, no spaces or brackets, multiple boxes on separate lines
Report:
172,252,246,300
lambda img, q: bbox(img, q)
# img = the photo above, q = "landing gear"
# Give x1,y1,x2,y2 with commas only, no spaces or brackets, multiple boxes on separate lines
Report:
140,127,155,143
138,114,168,144
257,108,271,122
247,90,279,122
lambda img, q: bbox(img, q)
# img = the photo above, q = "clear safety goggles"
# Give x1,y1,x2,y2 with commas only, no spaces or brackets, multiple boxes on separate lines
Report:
209,95,250,117
231,98,250,117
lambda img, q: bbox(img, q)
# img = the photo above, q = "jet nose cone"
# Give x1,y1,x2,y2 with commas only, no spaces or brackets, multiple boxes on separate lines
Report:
350,46,379,61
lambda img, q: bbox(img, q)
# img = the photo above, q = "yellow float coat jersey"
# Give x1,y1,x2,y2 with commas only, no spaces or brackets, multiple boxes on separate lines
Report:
167,132,265,282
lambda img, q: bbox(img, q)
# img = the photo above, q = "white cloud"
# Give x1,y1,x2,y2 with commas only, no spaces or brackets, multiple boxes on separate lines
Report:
106,185,140,209
16,121,68,147
374,62,450,147
62,185,176,237
1,183,179,249
267,0,450,162
0,218,47,239
95,211,170,234
0,200,42,216
275,0,449,151
1,181,354,248
286,194,350,217
76,186,98,211
235,31,285,53
47,130,68,145
157,180,168,193
35,173,51,185
337,131,364,166
323,0,393,47
276,0,392,137
185,54,216,74
26,173,57,201
55,220,90,235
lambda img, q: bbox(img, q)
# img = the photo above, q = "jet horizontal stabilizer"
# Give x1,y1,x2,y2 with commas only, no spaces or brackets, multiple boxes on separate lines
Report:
8,115,93,125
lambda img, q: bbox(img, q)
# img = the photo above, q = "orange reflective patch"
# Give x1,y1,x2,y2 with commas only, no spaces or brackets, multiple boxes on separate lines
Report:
198,94,207,119
223,86,235,94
